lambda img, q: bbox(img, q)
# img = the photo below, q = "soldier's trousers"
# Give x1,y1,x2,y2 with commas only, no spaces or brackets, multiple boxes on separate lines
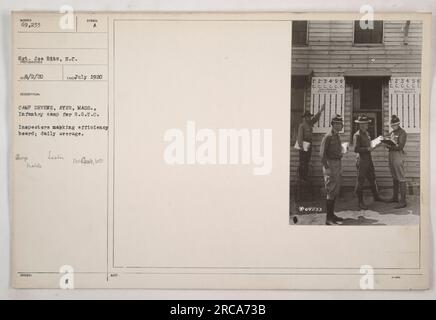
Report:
299,148,312,180
323,159,342,200
388,151,406,182
355,157,377,192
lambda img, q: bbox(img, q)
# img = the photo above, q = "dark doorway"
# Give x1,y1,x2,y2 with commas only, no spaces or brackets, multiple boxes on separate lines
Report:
350,77,385,140
291,76,307,145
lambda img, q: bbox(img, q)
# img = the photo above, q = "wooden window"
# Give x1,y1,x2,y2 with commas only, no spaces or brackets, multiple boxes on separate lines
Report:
354,20,383,44
292,21,308,45
310,77,345,133
389,77,421,133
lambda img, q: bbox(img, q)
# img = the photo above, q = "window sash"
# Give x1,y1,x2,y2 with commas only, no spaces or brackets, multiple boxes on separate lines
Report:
292,21,308,45
354,21,383,44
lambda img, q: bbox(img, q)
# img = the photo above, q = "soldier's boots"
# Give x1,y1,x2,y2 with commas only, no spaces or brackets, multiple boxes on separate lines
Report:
331,199,344,222
389,180,399,203
325,199,335,225
357,191,368,210
394,181,407,209
325,220,337,226
326,199,343,225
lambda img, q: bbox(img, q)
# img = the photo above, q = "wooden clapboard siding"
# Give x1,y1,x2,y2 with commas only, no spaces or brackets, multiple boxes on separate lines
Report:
290,82,420,187
292,21,422,77
290,143,420,187
290,20,422,188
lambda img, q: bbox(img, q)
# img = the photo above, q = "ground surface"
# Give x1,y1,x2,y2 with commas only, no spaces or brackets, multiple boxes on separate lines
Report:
290,189,420,226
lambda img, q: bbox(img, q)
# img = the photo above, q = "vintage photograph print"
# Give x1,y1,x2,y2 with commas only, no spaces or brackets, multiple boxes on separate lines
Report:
290,20,422,226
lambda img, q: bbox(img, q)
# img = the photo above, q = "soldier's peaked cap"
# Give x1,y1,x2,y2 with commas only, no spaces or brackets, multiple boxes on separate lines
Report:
390,115,401,125
354,114,371,124
331,114,343,123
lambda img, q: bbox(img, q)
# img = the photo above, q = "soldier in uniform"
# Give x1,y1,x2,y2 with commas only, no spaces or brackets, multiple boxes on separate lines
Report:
353,114,386,210
386,115,408,208
296,103,325,181
320,114,344,225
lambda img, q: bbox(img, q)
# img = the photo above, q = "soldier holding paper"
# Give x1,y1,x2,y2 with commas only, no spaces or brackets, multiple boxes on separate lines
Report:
353,114,387,209
384,115,408,208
